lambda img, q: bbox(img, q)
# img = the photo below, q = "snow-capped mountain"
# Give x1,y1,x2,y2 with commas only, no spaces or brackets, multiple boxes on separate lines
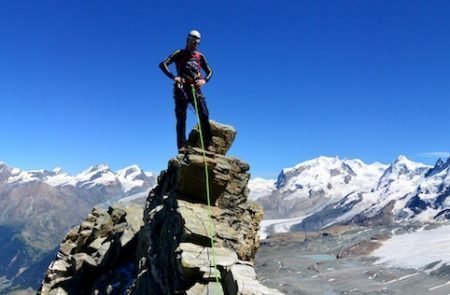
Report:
0,162,156,240
116,165,156,194
399,157,450,222
0,161,157,293
250,156,450,236
324,156,431,227
253,156,387,219
0,162,156,193
376,155,429,191
248,177,276,200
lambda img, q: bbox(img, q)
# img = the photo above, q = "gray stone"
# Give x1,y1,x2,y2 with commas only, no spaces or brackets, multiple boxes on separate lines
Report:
49,260,70,272
88,237,107,251
112,222,128,235
49,287,69,295
186,282,224,295
120,205,144,247
93,241,112,265
79,221,95,231
72,253,97,271
91,210,114,238
179,201,211,238
59,241,76,256
108,206,126,224
224,262,284,295
178,242,238,279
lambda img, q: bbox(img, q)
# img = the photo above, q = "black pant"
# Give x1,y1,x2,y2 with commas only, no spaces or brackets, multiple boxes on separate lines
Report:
174,84,213,149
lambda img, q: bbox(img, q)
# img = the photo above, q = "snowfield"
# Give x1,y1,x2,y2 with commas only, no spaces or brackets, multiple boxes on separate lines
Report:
372,224,450,270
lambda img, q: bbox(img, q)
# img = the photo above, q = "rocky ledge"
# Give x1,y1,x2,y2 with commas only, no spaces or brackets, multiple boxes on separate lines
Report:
38,121,283,295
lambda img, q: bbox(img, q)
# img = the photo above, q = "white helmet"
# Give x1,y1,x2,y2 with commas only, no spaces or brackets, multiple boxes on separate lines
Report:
188,30,201,42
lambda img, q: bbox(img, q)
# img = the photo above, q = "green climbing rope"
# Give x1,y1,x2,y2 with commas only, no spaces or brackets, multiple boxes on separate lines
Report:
190,85,222,293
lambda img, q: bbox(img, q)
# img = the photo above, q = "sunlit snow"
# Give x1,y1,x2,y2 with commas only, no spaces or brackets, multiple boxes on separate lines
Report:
372,225,450,269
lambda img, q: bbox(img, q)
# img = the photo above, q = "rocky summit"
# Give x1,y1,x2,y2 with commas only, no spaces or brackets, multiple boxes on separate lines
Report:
38,121,283,295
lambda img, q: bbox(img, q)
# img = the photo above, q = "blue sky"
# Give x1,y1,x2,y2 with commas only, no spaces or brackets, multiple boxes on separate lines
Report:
1,1,449,178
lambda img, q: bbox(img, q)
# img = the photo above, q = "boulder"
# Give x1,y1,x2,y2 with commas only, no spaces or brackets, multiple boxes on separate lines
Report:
223,262,285,295
188,120,237,155
171,147,250,207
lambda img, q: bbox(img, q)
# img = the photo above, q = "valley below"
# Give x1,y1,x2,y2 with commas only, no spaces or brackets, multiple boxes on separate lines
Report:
255,224,450,295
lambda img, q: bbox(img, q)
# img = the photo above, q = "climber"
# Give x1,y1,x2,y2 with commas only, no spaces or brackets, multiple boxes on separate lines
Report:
159,30,214,154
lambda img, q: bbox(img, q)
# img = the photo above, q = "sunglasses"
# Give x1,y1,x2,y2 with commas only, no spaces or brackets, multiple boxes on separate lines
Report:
188,38,200,45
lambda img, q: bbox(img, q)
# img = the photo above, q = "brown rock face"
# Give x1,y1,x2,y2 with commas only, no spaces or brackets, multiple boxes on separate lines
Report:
38,122,283,295
171,148,250,207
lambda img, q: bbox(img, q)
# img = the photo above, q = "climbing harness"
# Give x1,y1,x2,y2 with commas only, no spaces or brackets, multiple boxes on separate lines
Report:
190,84,222,293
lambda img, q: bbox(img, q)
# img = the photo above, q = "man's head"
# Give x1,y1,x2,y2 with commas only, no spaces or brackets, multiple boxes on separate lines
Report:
186,30,201,51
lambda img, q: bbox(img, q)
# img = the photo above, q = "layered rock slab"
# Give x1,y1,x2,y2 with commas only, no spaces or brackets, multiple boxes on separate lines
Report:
188,120,237,156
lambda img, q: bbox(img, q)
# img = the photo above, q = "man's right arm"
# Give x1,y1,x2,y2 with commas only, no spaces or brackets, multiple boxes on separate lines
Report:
159,50,180,80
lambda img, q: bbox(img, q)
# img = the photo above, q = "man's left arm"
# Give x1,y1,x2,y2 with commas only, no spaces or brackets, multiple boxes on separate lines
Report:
200,54,213,82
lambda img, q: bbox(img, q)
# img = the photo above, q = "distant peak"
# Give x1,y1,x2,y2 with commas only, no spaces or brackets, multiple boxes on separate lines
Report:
317,156,334,160
391,155,424,168
381,155,430,180
0,161,10,168
89,164,110,171
317,156,340,163
80,164,111,176
117,165,143,177
395,155,410,162
285,156,340,172
425,156,450,177
435,158,445,168
0,162,13,179
120,164,141,171
52,167,66,175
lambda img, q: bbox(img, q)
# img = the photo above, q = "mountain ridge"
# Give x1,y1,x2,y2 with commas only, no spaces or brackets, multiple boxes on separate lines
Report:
248,155,450,236
0,162,156,293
